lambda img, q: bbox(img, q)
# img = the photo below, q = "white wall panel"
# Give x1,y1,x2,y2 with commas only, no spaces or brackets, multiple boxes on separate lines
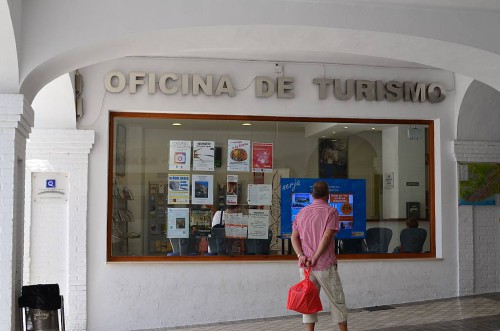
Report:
76,58,458,330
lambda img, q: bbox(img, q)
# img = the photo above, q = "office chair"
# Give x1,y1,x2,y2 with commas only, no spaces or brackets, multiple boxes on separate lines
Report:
167,238,196,256
366,227,393,253
400,228,427,253
167,238,181,256
339,238,367,254
246,229,273,255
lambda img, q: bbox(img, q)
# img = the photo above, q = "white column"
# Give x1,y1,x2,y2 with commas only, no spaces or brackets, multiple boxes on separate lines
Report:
382,126,399,218
382,126,426,219
0,94,34,331
25,129,94,331
453,140,500,295
458,205,474,295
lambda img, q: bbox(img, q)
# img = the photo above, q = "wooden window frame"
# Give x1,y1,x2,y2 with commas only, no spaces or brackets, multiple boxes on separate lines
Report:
107,112,436,262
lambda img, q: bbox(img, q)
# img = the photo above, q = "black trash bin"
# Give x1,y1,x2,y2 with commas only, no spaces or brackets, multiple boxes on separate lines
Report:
18,284,65,331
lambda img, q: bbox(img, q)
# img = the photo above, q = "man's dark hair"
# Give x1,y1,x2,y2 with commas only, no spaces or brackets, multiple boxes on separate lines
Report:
406,218,419,228
312,181,330,199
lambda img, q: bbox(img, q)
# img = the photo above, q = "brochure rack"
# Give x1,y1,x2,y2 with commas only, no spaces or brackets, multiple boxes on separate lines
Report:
147,181,170,254
112,178,140,255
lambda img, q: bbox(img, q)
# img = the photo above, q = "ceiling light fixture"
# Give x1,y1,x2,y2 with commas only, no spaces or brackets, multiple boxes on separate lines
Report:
172,123,182,126
242,123,252,126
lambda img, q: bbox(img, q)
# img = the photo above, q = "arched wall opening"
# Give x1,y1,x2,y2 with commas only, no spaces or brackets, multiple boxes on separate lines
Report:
20,26,500,104
458,80,500,141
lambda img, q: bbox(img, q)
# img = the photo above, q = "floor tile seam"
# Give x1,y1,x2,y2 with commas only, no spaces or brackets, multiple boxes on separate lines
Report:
362,314,500,330
363,313,500,331
334,295,498,313
147,293,500,330
374,301,500,315
384,294,498,309
211,308,500,330
152,313,307,330
348,311,500,327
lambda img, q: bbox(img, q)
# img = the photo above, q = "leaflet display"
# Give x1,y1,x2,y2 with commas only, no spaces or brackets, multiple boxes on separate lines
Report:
280,178,366,239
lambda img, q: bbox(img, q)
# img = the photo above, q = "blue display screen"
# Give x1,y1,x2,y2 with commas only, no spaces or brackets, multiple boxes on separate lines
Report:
281,178,366,239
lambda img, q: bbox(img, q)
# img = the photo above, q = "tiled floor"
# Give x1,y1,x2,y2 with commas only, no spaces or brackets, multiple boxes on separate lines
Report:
143,293,500,331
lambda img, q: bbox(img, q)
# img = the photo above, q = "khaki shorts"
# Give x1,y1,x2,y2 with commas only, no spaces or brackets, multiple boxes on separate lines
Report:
299,264,348,324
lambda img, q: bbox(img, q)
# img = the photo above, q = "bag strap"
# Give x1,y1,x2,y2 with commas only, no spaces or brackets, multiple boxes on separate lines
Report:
220,211,224,225
303,267,311,279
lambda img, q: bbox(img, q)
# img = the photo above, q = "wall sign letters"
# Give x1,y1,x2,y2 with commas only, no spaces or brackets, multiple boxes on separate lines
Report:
104,70,446,103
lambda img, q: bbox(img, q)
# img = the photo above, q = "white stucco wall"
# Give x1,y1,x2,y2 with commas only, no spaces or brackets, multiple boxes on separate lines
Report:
77,57,457,330
472,206,500,294
25,129,95,330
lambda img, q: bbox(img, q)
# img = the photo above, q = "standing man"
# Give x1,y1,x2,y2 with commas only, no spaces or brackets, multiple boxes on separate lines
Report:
291,181,348,331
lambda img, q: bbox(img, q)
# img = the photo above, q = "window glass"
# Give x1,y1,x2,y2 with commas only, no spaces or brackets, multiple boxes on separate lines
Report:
109,114,433,260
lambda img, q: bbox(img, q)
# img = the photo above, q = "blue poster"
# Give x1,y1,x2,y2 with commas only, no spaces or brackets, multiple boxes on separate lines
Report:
280,178,366,239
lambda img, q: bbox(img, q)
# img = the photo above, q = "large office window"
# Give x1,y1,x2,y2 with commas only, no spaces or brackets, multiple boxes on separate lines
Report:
108,113,434,261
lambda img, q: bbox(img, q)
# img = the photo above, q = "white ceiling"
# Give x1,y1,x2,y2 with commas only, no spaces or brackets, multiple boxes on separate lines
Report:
15,0,500,101
327,0,500,10
118,117,409,139
130,52,435,70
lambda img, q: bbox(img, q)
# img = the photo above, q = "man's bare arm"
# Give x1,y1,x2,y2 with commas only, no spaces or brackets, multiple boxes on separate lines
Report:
291,230,307,267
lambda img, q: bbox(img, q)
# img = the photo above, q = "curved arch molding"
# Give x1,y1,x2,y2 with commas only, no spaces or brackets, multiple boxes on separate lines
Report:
458,80,500,141
0,0,19,93
19,26,500,102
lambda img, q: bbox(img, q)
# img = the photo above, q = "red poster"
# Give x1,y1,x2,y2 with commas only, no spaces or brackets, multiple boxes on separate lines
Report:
252,142,273,172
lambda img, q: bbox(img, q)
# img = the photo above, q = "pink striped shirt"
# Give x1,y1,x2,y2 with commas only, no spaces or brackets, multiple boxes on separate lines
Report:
292,199,339,270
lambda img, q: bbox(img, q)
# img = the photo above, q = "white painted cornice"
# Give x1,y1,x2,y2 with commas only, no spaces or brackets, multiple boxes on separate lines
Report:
454,140,500,163
0,94,34,138
27,129,95,159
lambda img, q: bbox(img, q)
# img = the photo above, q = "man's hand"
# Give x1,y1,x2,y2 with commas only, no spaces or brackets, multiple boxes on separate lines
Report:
307,255,318,268
298,254,308,267
309,229,335,267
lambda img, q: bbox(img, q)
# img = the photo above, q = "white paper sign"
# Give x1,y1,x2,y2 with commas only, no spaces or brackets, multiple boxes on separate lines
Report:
248,210,270,239
384,172,394,189
32,172,69,203
225,212,247,238
167,208,190,238
193,141,215,171
247,184,272,206
169,140,192,171
191,174,214,205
